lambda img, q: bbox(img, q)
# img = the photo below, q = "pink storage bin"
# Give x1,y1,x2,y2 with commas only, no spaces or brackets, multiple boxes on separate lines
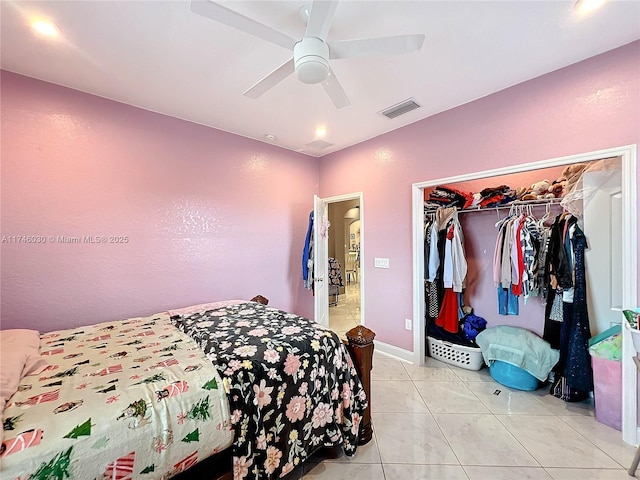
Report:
592,356,622,431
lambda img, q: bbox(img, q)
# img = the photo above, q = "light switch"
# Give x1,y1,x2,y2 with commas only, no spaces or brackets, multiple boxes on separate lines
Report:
374,257,389,268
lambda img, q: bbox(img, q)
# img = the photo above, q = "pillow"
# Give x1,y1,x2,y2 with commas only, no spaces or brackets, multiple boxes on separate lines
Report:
167,300,246,317
0,329,48,407
0,329,48,445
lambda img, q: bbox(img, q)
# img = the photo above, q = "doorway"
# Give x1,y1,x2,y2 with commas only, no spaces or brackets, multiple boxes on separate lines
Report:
313,192,364,337
327,199,362,338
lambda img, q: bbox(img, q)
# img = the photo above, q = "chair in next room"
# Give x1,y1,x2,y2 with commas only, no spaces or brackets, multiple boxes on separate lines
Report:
345,251,358,284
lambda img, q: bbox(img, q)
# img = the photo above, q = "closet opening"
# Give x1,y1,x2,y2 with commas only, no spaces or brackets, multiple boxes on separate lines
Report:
411,145,637,445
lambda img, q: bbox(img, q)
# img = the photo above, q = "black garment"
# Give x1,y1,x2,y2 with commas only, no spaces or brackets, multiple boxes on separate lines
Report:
543,287,562,349
564,226,593,393
427,186,472,209
544,218,592,401
544,215,576,290
423,214,453,326
424,218,440,321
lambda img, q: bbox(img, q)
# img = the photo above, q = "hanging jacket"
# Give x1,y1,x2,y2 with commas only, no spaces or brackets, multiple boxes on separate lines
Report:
443,219,467,292
545,214,577,290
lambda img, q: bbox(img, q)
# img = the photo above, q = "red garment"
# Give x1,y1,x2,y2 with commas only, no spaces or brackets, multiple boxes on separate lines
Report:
479,194,505,208
436,288,459,333
447,224,454,241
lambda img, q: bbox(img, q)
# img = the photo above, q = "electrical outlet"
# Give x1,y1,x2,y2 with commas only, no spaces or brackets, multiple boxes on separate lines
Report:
405,318,412,330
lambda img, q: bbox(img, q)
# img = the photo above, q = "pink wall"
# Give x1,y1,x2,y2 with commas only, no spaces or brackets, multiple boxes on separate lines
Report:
2,41,638,346
0,71,317,332
320,41,640,351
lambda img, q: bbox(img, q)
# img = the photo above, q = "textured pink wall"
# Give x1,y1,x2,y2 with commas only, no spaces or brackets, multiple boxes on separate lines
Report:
2,42,638,346
320,41,640,351
1,71,317,331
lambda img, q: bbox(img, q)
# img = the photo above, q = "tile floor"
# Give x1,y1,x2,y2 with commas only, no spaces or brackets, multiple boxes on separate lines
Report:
329,280,361,339
292,290,638,479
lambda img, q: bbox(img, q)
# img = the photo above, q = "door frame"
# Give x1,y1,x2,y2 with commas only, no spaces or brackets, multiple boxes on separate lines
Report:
411,144,637,444
314,192,365,329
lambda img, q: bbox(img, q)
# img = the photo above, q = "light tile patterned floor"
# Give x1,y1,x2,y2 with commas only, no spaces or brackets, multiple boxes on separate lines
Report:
286,352,637,479
329,281,361,338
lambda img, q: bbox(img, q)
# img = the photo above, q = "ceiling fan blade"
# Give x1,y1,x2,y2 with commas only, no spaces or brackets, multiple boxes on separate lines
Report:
190,1,298,51
329,34,425,59
305,0,338,40
321,68,350,109
243,58,295,99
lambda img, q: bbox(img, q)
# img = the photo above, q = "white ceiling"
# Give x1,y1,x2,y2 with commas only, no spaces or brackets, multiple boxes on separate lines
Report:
2,1,639,157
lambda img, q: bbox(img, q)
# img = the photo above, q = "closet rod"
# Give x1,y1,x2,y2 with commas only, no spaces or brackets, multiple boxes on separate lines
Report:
425,197,565,214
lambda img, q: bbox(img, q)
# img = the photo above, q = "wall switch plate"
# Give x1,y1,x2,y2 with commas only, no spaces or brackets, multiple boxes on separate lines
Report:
405,318,412,330
374,257,390,268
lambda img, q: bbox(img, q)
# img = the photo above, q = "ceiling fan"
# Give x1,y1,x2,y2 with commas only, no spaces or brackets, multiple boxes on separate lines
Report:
190,0,425,108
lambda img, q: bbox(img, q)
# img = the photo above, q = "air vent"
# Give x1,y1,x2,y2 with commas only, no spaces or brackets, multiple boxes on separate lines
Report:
380,98,421,119
305,139,334,150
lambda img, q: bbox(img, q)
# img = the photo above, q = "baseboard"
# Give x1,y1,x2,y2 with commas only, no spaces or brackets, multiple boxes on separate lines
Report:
373,340,415,364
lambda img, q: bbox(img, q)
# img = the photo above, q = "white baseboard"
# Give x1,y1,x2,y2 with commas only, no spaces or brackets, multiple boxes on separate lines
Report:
373,340,415,364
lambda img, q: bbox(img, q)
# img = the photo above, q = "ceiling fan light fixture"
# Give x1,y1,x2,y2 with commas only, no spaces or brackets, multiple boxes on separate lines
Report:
191,1,426,107
294,37,330,84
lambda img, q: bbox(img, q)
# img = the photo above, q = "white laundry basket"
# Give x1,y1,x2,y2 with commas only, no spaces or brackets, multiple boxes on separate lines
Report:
427,336,484,371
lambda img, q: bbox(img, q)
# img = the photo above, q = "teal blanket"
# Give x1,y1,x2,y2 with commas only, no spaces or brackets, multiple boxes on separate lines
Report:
475,326,560,381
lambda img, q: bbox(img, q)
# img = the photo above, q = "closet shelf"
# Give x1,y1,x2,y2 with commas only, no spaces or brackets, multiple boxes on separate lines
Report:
425,197,565,214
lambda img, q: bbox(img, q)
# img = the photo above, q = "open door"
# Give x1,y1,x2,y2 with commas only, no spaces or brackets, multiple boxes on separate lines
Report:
313,195,329,328
583,167,623,335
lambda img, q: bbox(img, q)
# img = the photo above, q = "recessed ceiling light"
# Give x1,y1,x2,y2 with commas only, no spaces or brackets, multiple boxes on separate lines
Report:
265,133,277,141
31,19,60,38
315,126,327,138
574,0,607,14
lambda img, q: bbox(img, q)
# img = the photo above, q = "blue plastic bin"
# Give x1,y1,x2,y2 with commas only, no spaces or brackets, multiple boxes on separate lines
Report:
489,360,540,391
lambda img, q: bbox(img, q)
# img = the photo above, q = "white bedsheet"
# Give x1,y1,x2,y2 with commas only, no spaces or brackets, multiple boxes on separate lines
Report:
1,313,233,479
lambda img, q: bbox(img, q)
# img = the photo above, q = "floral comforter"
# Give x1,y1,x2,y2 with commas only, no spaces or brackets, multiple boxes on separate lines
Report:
1,313,233,480
170,302,368,480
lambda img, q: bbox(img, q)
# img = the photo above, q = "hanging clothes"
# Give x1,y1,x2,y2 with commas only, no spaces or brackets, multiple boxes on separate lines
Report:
424,214,440,320
543,214,592,402
564,225,593,392
302,212,314,290
422,206,467,334
437,288,459,333
492,207,544,314
495,213,519,315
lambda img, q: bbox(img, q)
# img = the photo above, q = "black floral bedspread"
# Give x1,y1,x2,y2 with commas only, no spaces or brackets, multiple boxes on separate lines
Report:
170,302,367,479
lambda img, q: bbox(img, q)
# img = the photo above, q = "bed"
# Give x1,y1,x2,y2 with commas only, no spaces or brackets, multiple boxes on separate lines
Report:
1,297,374,480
